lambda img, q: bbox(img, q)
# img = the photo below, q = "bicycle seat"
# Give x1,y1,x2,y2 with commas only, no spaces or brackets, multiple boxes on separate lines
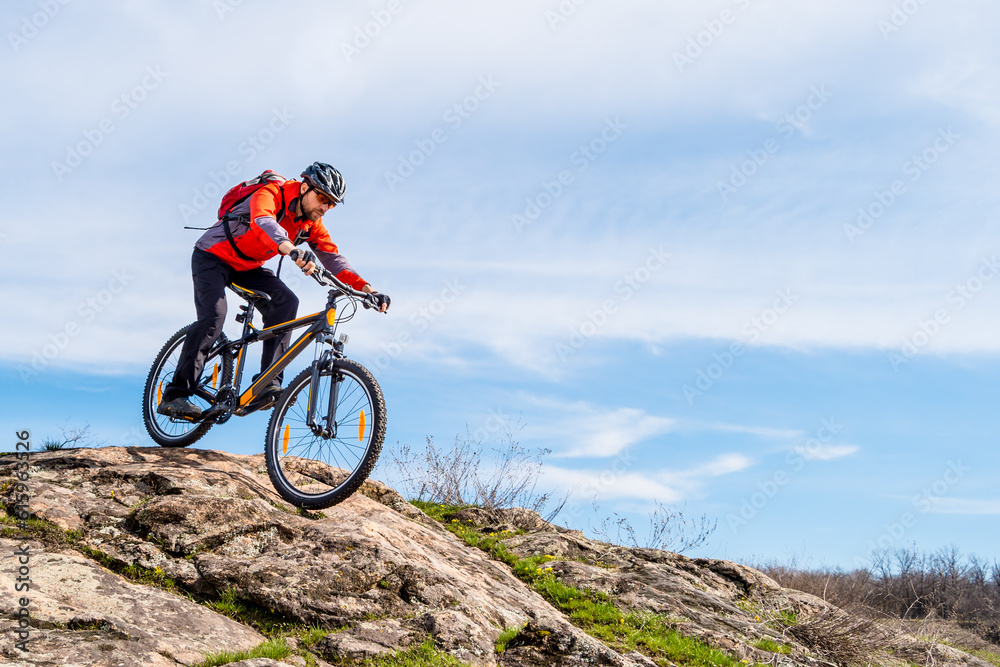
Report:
228,283,272,303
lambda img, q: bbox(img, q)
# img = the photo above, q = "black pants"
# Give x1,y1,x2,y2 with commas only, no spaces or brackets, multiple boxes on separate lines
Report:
165,249,298,401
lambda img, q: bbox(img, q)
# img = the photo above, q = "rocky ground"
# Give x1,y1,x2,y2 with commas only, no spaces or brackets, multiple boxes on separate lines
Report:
0,447,996,667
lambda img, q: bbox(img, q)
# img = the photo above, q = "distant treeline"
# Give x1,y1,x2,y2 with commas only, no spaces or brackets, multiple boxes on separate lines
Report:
759,547,1000,643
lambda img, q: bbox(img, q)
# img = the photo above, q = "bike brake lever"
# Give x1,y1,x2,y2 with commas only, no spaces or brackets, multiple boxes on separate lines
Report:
311,270,332,287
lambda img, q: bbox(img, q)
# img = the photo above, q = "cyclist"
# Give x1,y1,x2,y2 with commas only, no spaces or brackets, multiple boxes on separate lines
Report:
158,162,390,420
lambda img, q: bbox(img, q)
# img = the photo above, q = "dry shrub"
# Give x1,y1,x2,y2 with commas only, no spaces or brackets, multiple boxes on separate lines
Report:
759,561,877,609
789,611,894,667
389,419,565,521
590,499,717,555
760,547,1000,647
42,421,102,451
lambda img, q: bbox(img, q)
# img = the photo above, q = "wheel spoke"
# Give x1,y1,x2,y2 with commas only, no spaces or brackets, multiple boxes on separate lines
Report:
144,328,232,447
266,362,383,507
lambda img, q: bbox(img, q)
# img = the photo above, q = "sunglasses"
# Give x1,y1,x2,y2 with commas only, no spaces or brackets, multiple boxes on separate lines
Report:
315,191,337,208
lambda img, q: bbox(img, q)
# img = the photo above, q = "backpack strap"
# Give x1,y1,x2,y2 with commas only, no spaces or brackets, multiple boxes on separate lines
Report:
222,216,256,262
220,183,287,263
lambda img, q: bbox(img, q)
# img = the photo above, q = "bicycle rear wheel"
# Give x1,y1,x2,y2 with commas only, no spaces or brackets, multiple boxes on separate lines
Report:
142,324,233,447
264,359,386,509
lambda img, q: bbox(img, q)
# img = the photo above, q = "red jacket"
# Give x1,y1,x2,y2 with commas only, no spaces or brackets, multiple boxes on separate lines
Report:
195,179,367,290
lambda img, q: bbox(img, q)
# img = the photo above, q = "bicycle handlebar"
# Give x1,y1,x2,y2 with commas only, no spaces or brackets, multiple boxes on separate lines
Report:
310,268,378,309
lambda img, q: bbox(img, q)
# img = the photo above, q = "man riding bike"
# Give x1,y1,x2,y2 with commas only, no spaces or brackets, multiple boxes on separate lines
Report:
158,162,390,420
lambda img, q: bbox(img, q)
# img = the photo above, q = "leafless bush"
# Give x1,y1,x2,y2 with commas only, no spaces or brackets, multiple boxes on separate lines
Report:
759,547,1000,646
758,559,877,610
590,499,717,554
389,419,566,521
788,611,894,666
42,422,102,451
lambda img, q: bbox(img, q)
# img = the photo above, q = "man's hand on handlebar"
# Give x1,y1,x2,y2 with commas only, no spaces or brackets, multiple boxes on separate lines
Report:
305,269,389,313
362,285,390,313
369,291,391,313
288,248,317,276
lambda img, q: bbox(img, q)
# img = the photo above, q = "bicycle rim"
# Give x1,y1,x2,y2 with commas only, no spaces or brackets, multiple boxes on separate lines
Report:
269,365,377,503
146,334,228,443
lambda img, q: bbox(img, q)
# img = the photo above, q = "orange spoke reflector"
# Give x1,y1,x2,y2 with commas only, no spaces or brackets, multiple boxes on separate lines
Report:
282,424,290,454
157,382,163,406
212,364,219,388
359,410,366,442
326,309,337,326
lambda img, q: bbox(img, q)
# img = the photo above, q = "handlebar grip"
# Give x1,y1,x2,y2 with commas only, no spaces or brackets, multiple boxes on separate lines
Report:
311,268,371,301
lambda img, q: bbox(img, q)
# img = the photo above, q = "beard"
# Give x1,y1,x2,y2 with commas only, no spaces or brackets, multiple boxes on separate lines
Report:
303,205,324,221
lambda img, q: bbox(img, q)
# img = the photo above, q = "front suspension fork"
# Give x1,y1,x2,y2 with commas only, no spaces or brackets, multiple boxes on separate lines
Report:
307,351,341,438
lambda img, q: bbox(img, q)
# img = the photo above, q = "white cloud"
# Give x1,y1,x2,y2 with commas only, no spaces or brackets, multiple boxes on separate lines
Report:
695,423,804,439
541,467,685,504
541,452,753,504
792,444,860,462
680,453,755,479
925,498,1000,515
6,1,1000,379
516,396,674,458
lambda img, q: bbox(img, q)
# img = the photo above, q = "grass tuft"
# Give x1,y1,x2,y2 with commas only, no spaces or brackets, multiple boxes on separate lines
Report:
362,639,473,666
753,638,792,654
495,625,524,653
193,637,291,667
205,588,297,636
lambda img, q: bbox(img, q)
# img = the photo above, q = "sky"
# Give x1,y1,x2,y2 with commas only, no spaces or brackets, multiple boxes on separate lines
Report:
2,0,1000,570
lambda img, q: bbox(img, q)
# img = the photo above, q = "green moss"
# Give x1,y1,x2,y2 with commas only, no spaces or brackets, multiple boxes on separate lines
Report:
410,500,478,523
76,544,181,591
0,512,76,545
413,501,758,667
956,647,1000,666
753,638,792,654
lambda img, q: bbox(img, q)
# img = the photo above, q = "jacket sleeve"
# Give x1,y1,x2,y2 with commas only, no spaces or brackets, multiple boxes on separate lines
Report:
308,221,369,290
248,184,290,250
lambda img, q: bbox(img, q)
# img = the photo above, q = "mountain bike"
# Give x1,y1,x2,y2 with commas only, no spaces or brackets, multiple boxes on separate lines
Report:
141,268,386,509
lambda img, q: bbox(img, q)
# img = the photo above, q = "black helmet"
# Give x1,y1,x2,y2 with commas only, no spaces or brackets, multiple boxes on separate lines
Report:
301,162,345,203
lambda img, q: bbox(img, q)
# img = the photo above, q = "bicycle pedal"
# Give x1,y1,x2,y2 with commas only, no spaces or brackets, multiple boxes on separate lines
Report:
245,396,278,413
200,404,229,421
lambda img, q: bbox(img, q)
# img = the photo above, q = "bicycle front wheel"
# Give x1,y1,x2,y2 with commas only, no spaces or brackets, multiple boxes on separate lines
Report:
264,359,386,509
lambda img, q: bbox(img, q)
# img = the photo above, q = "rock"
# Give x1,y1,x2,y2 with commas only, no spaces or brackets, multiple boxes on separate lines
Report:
0,538,263,666
500,617,657,667
446,507,559,534
316,619,416,661
1,446,995,667
417,609,497,665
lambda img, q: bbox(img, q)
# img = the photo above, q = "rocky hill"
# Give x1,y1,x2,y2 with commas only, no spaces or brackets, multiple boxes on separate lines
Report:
0,447,994,667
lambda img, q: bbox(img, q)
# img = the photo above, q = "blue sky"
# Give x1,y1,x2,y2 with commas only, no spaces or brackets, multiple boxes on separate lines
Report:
3,0,1000,569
